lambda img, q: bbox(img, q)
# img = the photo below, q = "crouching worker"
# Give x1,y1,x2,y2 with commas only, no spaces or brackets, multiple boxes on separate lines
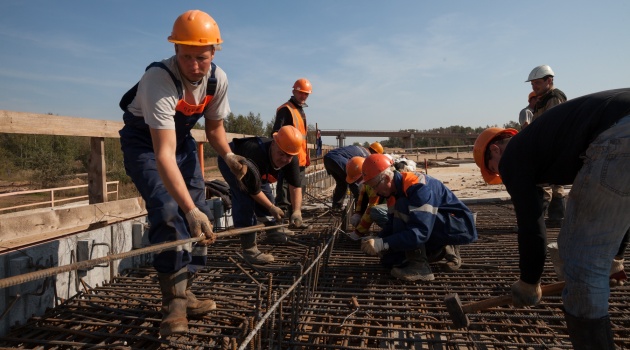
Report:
359,154,478,282
218,125,304,264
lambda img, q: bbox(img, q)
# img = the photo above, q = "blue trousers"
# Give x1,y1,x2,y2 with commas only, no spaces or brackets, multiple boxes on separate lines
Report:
559,115,630,318
120,128,212,273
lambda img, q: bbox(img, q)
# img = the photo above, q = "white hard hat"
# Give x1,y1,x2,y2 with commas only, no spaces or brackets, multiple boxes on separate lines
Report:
525,65,555,82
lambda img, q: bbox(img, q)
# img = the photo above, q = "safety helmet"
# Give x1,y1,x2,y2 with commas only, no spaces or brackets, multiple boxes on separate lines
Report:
293,78,313,94
168,10,223,46
362,154,393,183
526,65,554,82
472,127,518,185
345,156,365,184
528,91,536,100
369,142,384,154
273,125,303,155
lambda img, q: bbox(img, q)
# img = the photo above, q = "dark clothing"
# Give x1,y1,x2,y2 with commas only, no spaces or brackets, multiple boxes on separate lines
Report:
499,88,630,284
323,145,371,206
271,96,307,135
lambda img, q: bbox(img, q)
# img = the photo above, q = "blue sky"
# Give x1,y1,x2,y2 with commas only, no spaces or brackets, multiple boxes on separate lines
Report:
1,1,629,145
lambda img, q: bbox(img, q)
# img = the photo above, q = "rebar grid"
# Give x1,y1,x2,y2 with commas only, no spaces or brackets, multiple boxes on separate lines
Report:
0,200,628,349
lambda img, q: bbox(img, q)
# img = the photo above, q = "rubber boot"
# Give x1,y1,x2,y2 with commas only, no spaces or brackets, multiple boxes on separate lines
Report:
241,232,275,264
547,196,565,226
390,246,435,282
564,312,615,350
186,273,216,318
157,268,189,336
444,245,462,272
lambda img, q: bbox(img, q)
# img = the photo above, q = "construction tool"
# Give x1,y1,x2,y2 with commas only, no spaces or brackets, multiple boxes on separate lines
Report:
444,281,566,328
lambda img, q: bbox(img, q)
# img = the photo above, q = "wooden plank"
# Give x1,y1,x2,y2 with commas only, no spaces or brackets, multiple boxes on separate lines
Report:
0,110,124,138
88,137,106,204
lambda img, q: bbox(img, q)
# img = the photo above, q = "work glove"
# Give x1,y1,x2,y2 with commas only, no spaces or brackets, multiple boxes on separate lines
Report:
610,258,627,287
511,280,542,307
225,152,248,180
350,213,362,227
268,205,285,222
361,238,388,256
290,210,303,228
185,207,216,246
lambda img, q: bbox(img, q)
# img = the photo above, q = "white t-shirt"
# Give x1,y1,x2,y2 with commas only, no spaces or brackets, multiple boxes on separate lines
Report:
127,56,230,129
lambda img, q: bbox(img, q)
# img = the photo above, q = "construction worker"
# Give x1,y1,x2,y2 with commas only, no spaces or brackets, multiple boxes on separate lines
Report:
118,10,247,336
526,65,568,223
368,141,384,155
473,88,630,348
518,91,537,129
323,145,371,210
345,156,391,240
360,154,478,282
218,125,304,263
271,78,312,216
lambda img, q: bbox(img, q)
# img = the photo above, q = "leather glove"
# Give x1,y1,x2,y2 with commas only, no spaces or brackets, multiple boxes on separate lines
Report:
350,213,362,227
268,205,285,222
511,280,542,307
361,238,388,256
185,207,216,246
610,258,627,287
290,210,303,228
225,152,247,180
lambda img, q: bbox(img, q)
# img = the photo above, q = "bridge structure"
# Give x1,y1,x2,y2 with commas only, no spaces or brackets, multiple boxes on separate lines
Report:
318,129,479,148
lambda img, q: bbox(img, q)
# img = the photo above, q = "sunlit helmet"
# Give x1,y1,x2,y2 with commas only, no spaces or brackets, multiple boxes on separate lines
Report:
362,154,393,183
293,78,312,94
168,10,223,46
273,125,303,155
345,156,365,184
472,127,518,184
526,65,554,82
369,142,384,154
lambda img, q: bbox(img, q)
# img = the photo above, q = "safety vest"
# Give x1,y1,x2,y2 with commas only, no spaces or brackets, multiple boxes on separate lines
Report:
276,102,309,166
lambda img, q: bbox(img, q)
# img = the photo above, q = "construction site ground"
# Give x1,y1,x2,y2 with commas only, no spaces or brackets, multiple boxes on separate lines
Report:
0,155,628,349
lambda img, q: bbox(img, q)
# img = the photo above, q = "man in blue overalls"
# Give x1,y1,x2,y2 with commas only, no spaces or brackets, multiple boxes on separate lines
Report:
119,10,246,336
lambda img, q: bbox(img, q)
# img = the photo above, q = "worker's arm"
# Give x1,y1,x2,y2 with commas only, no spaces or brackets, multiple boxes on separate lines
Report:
206,119,246,178
150,128,196,213
289,184,303,227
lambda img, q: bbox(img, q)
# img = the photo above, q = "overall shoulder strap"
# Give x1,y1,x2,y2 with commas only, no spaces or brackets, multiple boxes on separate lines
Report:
119,62,182,112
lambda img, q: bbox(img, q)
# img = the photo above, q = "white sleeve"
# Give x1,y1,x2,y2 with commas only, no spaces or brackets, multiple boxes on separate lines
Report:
133,67,179,130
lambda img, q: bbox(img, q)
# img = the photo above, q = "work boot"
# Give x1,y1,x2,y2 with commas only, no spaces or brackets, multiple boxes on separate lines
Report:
241,232,275,264
157,268,189,336
564,312,615,350
427,246,446,263
186,273,216,318
444,245,462,272
390,246,434,282
547,196,565,225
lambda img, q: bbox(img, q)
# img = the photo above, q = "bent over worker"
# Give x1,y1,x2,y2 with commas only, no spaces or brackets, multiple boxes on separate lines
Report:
323,145,371,210
473,88,630,349
118,10,247,336
360,154,478,282
218,125,304,264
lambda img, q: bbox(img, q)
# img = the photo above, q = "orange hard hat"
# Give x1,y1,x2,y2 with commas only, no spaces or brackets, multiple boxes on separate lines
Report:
168,10,223,46
345,156,365,184
362,154,393,183
273,125,303,155
369,142,384,154
473,127,518,185
293,78,312,94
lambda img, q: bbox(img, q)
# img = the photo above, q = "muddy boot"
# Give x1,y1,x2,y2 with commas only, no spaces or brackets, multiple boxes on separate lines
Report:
547,196,565,226
391,246,435,282
186,273,216,318
444,245,462,272
157,268,189,336
564,312,615,350
241,232,275,264
427,246,446,263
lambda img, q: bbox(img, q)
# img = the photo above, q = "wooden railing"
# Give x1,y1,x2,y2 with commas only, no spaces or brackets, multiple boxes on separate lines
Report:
0,181,119,213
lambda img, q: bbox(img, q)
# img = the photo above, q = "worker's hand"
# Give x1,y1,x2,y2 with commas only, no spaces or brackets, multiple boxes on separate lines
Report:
350,213,362,227
185,207,216,246
361,238,387,256
290,210,303,228
511,280,542,307
225,152,247,180
610,258,627,287
268,205,285,222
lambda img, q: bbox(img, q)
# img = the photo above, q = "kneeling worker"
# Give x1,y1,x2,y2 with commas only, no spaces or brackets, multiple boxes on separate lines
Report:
360,154,478,282
218,125,304,264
